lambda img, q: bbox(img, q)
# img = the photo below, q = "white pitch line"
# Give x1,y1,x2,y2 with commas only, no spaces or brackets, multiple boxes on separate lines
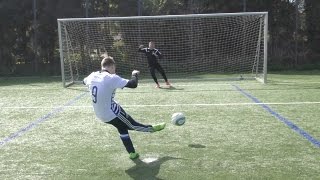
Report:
0,83,231,90
0,87,84,90
3,81,318,90
1,101,320,109
271,81,320,85
0,88,60,90
138,83,234,87
124,101,320,106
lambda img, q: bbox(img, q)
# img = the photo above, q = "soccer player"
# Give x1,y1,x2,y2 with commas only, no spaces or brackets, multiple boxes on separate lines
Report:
83,54,166,160
138,41,171,88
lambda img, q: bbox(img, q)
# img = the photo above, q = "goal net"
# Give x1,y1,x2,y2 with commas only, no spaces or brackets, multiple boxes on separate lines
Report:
58,12,268,87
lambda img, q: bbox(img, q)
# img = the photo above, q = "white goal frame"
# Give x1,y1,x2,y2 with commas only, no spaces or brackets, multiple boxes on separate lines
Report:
58,12,268,87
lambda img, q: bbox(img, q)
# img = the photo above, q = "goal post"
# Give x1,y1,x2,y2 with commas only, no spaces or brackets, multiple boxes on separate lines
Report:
58,12,268,87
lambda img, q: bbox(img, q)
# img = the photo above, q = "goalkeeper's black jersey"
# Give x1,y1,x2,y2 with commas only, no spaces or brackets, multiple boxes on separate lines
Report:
138,48,163,67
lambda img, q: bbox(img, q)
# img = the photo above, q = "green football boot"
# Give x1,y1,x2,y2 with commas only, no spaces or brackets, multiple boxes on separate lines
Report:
129,152,140,160
152,122,166,132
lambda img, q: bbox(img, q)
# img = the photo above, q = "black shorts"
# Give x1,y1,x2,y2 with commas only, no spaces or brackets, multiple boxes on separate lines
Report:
107,107,153,134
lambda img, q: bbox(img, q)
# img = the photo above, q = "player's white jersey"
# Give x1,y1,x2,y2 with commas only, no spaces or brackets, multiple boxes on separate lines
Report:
83,71,128,122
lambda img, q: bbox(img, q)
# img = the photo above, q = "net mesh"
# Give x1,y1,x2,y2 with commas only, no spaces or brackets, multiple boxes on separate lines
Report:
58,13,267,86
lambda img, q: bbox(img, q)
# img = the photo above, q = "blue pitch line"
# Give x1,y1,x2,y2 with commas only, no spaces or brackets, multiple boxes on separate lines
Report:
232,84,320,148
0,92,87,148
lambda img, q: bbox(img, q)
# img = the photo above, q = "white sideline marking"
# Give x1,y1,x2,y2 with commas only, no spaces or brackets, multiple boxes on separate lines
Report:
1,101,320,109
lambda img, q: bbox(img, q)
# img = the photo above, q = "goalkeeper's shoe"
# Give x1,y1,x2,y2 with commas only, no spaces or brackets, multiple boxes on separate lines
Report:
129,152,140,160
165,81,171,87
155,83,160,88
152,122,166,132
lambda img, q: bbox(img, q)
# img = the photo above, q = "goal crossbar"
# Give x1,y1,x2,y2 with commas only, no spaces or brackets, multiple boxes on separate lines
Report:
58,12,268,22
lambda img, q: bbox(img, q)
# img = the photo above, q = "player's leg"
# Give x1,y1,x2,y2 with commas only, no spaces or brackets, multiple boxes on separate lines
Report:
107,107,165,159
118,107,166,133
149,66,160,88
155,64,171,86
107,119,139,159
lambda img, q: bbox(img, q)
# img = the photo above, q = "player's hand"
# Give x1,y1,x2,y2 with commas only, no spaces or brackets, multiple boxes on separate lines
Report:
100,52,108,58
139,45,144,49
132,70,140,76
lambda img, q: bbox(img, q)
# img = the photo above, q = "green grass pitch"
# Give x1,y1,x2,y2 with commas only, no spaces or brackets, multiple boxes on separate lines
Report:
0,71,320,179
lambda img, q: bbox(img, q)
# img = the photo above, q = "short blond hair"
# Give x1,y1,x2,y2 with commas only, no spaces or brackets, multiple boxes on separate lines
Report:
101,55,115,69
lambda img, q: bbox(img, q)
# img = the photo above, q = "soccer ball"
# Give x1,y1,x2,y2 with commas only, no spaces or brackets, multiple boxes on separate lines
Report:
171,112,186,126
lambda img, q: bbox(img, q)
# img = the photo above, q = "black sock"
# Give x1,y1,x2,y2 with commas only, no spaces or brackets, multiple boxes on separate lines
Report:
120,134,135,153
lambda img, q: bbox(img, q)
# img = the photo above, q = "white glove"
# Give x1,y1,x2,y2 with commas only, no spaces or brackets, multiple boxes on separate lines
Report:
132,70,140,76
100,52,108,58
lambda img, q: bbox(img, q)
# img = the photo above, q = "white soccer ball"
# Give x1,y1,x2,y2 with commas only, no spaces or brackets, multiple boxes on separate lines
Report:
171,112,186,126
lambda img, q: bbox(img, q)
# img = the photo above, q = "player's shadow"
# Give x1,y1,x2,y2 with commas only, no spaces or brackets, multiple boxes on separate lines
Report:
125,156,180,180
188,144,206,149
159,86,184,91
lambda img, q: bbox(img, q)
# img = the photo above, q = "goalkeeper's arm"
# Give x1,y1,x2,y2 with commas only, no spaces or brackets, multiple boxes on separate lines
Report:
155,49,163,59
125,70,139,88
138,45,146,52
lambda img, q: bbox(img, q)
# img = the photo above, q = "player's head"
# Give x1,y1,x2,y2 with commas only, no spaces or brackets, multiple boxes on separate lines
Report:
101,55,116,74
149,41,155,49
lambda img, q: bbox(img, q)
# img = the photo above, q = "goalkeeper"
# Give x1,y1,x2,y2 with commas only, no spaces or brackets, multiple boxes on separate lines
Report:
138,41,171,88
83,54,166,160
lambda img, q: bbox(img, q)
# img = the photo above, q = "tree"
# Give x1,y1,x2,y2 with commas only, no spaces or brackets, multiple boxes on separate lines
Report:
0,0,34,75
0,0,318,75
305,0,320,62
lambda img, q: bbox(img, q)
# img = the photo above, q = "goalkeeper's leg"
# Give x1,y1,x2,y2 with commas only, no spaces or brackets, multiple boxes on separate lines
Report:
149,66,160,87
156,64,170,86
